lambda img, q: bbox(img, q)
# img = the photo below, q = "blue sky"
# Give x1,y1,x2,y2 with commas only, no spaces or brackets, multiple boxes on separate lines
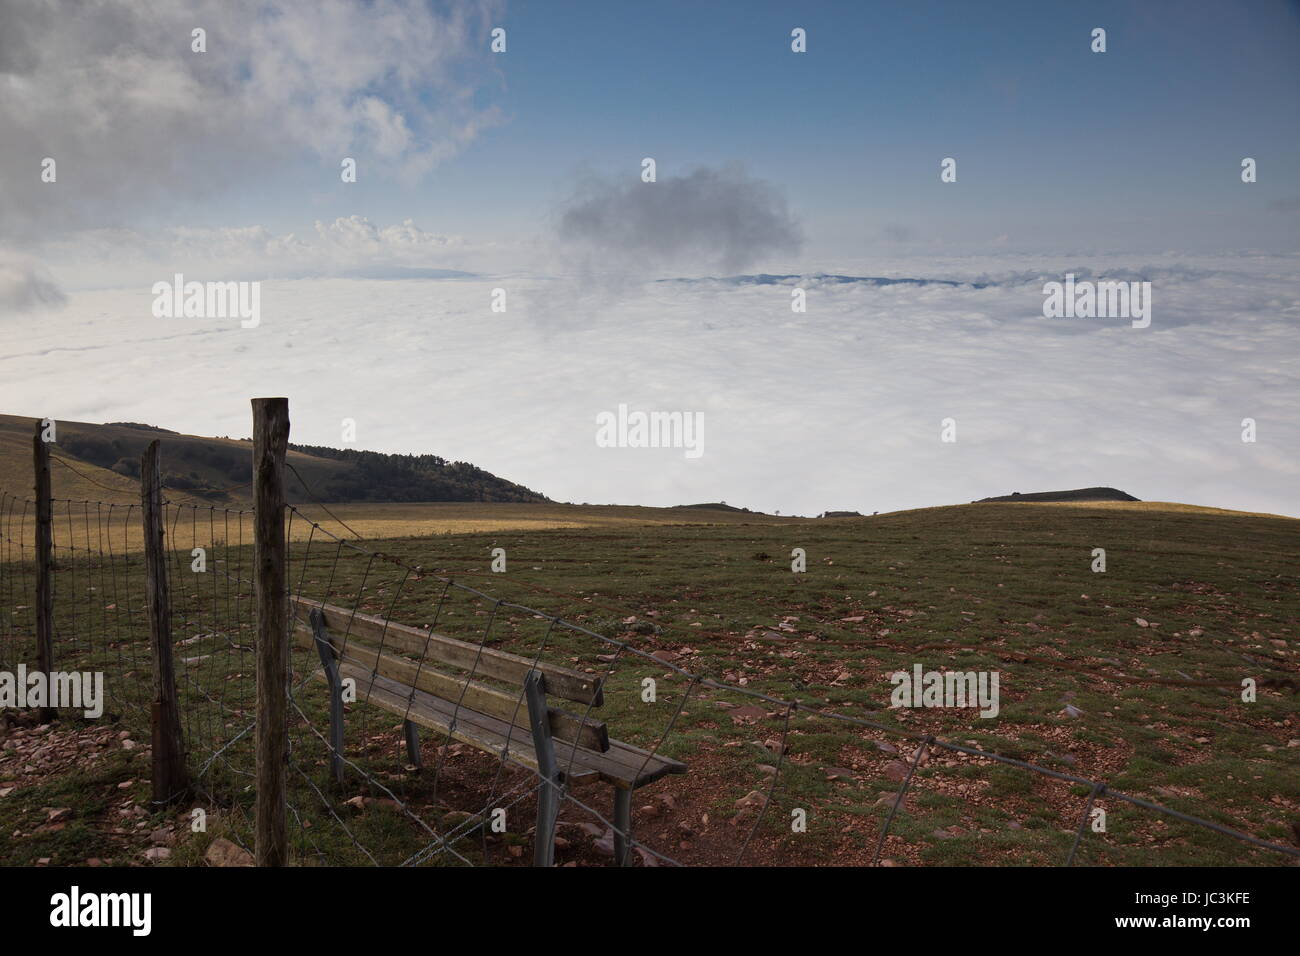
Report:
195,0,1300,258
6,0,1297,263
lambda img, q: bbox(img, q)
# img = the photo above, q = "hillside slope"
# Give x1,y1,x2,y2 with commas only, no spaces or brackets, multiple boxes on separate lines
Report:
0,414,548,506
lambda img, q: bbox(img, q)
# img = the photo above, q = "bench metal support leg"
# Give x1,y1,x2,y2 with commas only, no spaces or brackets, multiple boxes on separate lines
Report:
403,719,421,769
613,788,632,867
524,670,563,867
311,609,344,787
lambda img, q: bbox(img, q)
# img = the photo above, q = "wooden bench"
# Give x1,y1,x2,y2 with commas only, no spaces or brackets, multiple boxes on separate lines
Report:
290,597,686,866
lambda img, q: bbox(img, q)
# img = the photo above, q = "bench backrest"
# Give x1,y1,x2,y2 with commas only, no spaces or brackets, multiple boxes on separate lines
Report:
290,597,609,752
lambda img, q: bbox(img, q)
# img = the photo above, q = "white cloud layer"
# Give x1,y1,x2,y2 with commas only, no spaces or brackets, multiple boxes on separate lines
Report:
2,254,1297,518
10,218,523,294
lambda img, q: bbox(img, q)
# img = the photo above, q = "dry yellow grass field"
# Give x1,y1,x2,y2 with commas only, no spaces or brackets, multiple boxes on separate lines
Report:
286,500,804,536
1025,500,1297,520
2,499,803,555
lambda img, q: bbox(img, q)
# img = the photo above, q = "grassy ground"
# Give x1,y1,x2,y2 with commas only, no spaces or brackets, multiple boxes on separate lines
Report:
1,501,1296,867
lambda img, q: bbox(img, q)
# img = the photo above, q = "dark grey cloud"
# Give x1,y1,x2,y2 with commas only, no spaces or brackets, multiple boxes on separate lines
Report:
556,164,802,275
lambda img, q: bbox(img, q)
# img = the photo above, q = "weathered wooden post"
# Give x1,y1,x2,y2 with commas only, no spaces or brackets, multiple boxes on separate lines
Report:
252,397,290,867
141,440,188,803
32,419,54,722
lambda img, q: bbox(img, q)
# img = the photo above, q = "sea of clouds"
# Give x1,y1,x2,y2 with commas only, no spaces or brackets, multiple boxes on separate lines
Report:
3,252,1297,518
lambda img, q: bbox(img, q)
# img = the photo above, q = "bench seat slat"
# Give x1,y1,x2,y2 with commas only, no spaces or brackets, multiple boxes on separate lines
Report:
292,598,602,706
294,622,610,752
559,733,688,790
322,663,684,791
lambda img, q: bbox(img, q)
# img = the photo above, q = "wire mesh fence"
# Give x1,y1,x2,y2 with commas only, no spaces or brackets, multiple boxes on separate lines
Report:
0,490,37,680
0,487,257,815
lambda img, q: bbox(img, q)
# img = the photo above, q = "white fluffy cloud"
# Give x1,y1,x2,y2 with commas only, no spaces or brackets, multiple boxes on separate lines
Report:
0,0,503,239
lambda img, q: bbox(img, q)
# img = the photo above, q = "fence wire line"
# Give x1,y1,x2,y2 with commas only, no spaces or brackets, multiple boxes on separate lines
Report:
0,482,1296,867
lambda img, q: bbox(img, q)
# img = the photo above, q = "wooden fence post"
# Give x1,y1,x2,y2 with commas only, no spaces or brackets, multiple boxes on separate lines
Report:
32,419,54,722
141,440,188,803
252,397,290,867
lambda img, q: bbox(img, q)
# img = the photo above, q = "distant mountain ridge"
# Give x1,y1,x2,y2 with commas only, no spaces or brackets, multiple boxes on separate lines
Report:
975,487,1140,503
